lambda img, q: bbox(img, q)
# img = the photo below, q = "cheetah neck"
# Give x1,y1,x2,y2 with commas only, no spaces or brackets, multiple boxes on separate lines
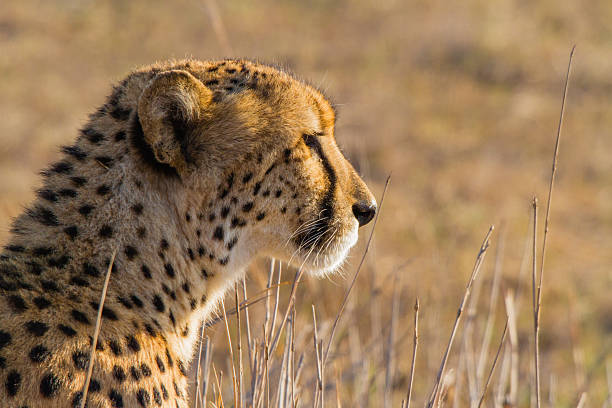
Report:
3,128,254,364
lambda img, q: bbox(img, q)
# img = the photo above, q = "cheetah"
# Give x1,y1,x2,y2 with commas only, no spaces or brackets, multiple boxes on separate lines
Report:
0,59,377,407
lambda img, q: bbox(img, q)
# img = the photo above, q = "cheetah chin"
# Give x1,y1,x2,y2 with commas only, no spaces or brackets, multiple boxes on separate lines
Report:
0,59,376,407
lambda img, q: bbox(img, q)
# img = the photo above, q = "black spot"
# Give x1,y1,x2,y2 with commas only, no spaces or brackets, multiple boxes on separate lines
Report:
0,357,5,368
130,295,143,308
253,182,261,195
82,127,105,144
27,205,59,226
113,365,126,383
145,323,157,337
96,185,110,195
71,309,90,325
226,236,238,250
153,295,165,312
281,206,287,214
137,227,147,238
62,145,87,161
29,345,50,363
48,254,70,268
109,389,124,408
8,294,28,313
33,296,51,309
187,248,194,260
201,269,209,279
99,225,113,238
226,68,236,73
49,161,73,174
78,205,94,216
5,244,24,252
109,105,131,121
37,189,58,202
59,188,77,198
185,213,191,222
196,229,201,237
89,379,101,392
25,321,49,336
265,163,276,175
208,213,216,222
275,190,283,198
190,298,197,310
0,331,12,349
197,246,206,256
72,391,85,408
118,296,133,309
71,176,87,187
72,351,89,370
156,355,166,373
40,373,61,397
221,206,230,218
256,212,266,221
160,239,169,250
164,263,175,278
242,202,254,212
130,366,141,381
205,79,218,86
169,311,175,326
64,226,78,240
160,383,169,401
262,190,270,197
173,381,182,397
41,279,60,292
141,264,152,279
125,246,138,260
5,370,21,396
140,363,152,377
153,387,162,405
109,339,122,356
132,203,144,215
219,256,229,266
126,335,141,352
70,276,89,287
33,246,53,256
178,360,187,376
83,263,100,277
114,130,126,141
213,226,224,240
58,324,77,337
242,172,253,183
181,282,190,293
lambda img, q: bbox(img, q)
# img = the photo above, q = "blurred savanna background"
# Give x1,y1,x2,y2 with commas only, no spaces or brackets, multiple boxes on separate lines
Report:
1,0,612,406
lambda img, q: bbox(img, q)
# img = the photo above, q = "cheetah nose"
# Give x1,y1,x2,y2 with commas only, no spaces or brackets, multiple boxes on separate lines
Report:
352,201,377,227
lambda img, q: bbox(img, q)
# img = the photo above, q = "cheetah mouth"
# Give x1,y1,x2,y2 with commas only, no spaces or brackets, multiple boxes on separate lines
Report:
288,216,358,276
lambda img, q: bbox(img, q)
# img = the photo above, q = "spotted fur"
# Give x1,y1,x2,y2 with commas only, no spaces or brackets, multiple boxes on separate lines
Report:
0,59,376,407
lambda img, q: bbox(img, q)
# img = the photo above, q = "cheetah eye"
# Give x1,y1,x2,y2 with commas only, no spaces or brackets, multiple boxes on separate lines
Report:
302,132,324,149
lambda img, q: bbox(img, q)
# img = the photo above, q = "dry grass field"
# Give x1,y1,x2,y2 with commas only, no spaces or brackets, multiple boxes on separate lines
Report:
1,0,611,406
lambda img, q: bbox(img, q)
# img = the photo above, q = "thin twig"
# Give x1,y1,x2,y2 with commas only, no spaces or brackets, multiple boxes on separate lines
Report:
405,298,420,408
220,298,238,407
532,197,541,408
477,322,508,408
323,175,391,366
80,249,116,408
427,225,495,408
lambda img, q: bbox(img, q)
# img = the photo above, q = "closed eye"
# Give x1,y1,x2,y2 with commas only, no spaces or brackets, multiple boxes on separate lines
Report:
302,132,324,149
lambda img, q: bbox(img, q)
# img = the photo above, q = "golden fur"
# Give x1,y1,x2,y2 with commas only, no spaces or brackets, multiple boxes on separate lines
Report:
0,59,375,407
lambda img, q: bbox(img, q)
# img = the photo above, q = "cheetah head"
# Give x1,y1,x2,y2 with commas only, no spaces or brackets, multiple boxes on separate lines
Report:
137,63,376,277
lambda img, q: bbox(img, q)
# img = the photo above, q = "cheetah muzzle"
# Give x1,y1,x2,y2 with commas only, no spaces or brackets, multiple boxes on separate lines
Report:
0,59,376,407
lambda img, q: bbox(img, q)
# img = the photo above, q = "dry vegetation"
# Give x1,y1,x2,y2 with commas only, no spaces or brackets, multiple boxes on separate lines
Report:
1,0,612,406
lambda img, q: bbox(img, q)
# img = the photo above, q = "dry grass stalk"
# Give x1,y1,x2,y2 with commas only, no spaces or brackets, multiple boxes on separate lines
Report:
504,291,519,406
532,45,576,408
405,298,420,408
531,197,541,408
312,305,324,408
80,248,116,408
323,175,391,366
201,0,233,55
220,298,239,407
234,284,244,408
242,278,255,382
477,321,508,408
194,324,206,408
477,227,505,387
384,275,401,408
426,225,494,408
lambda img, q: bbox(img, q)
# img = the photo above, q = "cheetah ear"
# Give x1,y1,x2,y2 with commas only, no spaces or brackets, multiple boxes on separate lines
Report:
137,70,212,175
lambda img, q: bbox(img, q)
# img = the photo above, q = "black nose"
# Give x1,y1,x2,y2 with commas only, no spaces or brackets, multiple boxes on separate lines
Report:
352,202,377,227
